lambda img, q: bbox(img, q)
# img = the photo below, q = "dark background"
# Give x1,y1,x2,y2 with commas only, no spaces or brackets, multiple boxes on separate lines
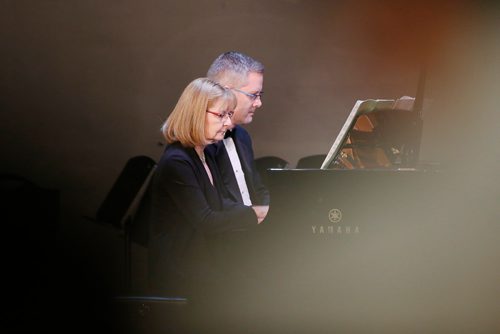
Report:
1,0,499,332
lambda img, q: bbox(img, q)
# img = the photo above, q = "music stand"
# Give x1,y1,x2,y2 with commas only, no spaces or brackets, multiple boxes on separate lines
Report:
94,156,157,292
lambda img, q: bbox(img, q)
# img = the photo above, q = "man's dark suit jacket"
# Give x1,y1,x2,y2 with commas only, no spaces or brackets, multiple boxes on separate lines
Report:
148,141,257,298
208,125,270,206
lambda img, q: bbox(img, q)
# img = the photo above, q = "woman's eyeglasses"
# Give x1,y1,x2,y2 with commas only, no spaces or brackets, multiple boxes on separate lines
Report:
206,110,234,121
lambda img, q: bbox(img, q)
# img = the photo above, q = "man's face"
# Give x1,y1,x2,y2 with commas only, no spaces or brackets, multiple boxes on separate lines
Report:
231,72,263,126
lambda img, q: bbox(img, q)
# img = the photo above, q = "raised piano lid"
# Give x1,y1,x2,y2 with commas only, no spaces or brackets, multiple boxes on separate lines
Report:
320,96,421,170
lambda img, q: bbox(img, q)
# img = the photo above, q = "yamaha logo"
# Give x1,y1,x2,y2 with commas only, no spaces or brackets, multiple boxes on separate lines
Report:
311,208,359,235
328,208,342,223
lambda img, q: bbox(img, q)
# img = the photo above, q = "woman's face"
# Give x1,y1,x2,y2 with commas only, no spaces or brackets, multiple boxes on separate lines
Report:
204,98,233,144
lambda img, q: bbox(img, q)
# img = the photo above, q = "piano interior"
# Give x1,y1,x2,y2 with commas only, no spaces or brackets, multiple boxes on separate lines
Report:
328,98,424,170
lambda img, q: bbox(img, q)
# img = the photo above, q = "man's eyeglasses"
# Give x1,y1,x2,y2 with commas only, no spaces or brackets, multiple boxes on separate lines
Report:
206,110,234,121
232,88,264,101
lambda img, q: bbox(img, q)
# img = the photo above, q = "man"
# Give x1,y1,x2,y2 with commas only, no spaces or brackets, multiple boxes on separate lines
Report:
206,51,270,221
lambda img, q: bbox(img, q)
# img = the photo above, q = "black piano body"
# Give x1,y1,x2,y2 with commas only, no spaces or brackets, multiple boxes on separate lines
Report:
258,167,445,291
250,165,499,333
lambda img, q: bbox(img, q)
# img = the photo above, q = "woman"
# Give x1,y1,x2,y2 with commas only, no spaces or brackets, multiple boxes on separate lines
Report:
148,78,266,299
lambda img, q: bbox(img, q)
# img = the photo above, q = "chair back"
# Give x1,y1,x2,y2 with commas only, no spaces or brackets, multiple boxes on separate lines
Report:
255,156,289,186
296,154,327,169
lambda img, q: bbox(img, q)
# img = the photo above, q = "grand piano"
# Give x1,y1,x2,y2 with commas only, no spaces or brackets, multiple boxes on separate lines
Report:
263,94,432,241
245,91,467,332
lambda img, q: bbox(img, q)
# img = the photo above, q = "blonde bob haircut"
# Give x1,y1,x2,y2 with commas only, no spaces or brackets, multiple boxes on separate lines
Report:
162,77,236,147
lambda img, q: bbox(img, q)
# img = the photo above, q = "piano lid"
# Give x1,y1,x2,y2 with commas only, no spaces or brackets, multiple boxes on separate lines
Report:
321,96,423,170
321,68,427,170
